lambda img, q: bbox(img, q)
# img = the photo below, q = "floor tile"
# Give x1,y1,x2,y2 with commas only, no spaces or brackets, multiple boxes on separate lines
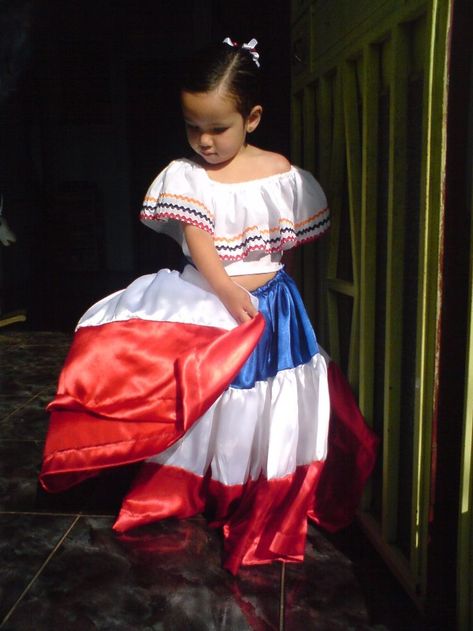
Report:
0,359,61,392
0,389,54,440
0,440,46,512
0,334,69,395
0,513,77,625
0,331,425,631
282,525,373,630
0,440,93,514
2,515,280,631
0,395,37,421
0,389,42,415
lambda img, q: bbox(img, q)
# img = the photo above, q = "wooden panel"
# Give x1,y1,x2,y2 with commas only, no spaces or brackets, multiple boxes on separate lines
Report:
291,0,452,611
457,41,473,631
342,59,362,385
359,42,379,426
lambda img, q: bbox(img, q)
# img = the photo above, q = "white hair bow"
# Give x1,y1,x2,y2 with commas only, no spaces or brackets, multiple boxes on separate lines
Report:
222,37,260,68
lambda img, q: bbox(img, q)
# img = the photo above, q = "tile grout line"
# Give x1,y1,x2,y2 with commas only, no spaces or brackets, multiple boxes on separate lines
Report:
279,561,286,631
0,514,81,628
0,511,116,518
0,386,52,424
0,439,44,443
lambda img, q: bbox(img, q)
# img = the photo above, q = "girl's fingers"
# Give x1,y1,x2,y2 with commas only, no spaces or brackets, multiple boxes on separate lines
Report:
233,306,254,324
247,303,258,317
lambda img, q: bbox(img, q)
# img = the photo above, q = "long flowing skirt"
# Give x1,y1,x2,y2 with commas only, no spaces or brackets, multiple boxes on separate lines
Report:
39,265,377,574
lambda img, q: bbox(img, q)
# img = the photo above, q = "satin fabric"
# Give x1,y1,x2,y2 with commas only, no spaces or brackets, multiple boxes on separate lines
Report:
231,270,318,388
106,269,332,573
75,266,253,332
39,265,377,575
110,358,377,574
309,360,379,531
147,356,329,484
140,159,330,261
40,315,265,492
113,461,326,575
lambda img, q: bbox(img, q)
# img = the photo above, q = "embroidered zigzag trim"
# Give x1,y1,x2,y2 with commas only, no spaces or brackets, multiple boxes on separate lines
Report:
144,192,214,220
215,207,328,245
141,193,214,233
214,212,330,256
217,231,329,261
140,209,214,235
142,191,214,232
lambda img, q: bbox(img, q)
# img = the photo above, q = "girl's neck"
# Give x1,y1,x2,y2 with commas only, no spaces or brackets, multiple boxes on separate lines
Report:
195,144,263,183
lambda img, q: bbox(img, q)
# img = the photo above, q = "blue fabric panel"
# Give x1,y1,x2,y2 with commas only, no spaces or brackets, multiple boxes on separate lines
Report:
231,269,319,389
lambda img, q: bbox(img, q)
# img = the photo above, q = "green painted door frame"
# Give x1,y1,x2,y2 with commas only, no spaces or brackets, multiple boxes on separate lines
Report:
291,0,457,620
458,57,473,631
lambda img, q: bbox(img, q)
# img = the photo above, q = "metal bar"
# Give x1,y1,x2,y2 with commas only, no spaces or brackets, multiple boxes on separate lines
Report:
382,25,408,543
410,0,450,593
316,77,334,346
290,90,305,291
342,58,362,387
327,70,345,280
291,91,303,166
359,42,379,427
318,74,332,188
279,561,286,631
326,70,346,362
302,84,318,324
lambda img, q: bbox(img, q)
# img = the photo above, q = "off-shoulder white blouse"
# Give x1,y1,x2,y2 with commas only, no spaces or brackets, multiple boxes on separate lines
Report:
140,158,329,275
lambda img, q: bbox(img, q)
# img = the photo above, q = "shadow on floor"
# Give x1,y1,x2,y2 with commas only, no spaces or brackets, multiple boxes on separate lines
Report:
0,329,426,630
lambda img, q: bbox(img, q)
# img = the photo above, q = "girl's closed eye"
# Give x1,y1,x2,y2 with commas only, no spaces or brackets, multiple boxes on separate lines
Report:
212,127,228,134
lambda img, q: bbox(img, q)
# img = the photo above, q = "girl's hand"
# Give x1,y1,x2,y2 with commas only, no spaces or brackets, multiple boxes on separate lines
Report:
217,279,258,324
182,224,257,323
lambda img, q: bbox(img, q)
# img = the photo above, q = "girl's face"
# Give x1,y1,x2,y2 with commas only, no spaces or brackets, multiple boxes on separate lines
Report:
181,88,261,166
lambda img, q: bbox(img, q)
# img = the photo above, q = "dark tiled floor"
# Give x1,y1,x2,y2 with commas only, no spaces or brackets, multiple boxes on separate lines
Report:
0,329,425,630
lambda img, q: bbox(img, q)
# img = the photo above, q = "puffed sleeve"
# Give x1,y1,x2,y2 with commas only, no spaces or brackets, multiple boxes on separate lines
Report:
288,167,330,246
140,159,214,247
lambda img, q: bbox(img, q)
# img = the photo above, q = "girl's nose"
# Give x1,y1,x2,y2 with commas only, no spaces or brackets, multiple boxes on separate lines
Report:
199,133,212,147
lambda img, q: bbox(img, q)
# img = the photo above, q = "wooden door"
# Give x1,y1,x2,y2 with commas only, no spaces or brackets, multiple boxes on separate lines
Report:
291,0,452,611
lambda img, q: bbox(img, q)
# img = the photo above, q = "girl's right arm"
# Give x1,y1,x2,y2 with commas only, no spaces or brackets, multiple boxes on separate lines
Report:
183,224,257,324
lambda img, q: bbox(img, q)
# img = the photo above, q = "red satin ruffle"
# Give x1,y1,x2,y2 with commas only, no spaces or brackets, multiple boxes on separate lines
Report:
112,460,326,575
309,360,379,531
39,311,378,574
40,315,265,492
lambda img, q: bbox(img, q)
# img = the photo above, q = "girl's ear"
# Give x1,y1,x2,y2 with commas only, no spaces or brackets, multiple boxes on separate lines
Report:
246,105,263,133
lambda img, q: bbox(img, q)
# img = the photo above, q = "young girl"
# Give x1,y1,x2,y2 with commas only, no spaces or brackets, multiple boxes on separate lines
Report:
40,38,377,574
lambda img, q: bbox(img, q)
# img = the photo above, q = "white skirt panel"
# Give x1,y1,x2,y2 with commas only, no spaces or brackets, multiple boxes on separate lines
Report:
149,353,329,485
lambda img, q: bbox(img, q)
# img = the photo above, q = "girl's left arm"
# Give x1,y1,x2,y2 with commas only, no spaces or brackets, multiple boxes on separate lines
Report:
183,224,257,324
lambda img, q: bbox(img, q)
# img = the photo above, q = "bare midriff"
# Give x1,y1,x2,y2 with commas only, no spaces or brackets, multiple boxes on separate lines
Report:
232,271,278,292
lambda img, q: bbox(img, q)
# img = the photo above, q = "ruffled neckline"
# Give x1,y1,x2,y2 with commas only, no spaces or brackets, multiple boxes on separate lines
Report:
180,157,296,188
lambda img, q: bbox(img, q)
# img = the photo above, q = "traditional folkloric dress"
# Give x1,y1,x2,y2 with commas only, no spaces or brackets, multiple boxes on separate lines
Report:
40,158,377,574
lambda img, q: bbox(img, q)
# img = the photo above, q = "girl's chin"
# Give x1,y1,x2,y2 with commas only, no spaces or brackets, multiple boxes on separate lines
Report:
198,153,239,167
200,153,220,163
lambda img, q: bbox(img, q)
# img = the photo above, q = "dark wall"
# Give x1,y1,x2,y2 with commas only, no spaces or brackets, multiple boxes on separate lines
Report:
0,0,290,330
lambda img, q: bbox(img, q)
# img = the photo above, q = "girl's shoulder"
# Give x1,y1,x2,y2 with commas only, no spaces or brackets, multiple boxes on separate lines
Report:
192,148,292,186
246,148,292,179
145,158,202,195
148,155,324,196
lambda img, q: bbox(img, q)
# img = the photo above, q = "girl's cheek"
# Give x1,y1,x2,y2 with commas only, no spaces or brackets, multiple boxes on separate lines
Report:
186,131,198,146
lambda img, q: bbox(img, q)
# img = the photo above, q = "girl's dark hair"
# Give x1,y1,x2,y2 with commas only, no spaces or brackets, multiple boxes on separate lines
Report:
180,41,261,117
